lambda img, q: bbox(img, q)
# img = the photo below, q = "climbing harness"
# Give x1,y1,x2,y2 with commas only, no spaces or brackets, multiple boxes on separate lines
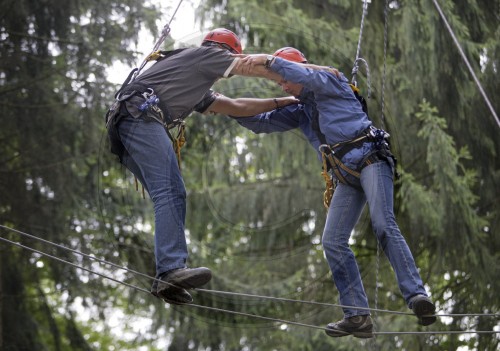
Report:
318,126,395,190
104,0,188,192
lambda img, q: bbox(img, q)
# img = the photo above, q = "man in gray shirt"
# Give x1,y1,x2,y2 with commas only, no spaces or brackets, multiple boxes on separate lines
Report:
106,28,295,304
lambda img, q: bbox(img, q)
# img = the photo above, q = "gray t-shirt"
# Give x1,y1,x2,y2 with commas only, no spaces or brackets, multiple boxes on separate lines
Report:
125,46,237,121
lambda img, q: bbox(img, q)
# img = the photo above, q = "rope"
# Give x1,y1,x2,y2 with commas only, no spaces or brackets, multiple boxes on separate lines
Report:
0,235,150,295
372,242,381,349
320,150,335,209
1,234,499,337
370,6,390,346
351,0,373,99
431,0,499,129
1,230,500,339
380,0,390,127
131,0,185,82
354,58,372,98
173,123,186,170
352,0,369,85
1,225,499,320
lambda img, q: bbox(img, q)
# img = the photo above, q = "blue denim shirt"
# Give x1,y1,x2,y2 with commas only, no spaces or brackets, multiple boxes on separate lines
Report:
234,90,322,159
270,57,372,144
234,57,376,177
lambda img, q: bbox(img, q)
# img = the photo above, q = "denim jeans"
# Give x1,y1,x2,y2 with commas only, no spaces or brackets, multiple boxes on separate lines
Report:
322,161,427,317
117,116,188,276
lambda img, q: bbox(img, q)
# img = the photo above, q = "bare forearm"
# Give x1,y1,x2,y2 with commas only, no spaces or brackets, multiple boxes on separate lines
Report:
206,95,298,117
230,58,283,82
226,97,282,117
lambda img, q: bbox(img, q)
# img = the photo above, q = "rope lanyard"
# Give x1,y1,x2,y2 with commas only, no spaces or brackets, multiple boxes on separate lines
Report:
380,0,390,128
352,0,368,83
320,151,335,209
351,0,371,98
173,122,186,170
131,0,185,82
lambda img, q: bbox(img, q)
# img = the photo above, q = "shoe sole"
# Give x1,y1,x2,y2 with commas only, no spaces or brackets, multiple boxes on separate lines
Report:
158,287,193,305
325,329,350,338
325,329,373,339
162,295,193,305
413,299,437,326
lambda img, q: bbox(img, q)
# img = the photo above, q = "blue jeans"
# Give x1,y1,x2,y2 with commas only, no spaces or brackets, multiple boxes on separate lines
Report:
322,161,427,317
117,116,188,276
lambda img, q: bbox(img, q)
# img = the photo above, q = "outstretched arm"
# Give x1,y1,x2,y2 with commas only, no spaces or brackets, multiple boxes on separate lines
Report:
234,54,340,77
204,94,299,117
229,56,283,82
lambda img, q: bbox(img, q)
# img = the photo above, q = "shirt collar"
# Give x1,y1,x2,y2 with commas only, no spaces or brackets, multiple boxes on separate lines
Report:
298,87,314,104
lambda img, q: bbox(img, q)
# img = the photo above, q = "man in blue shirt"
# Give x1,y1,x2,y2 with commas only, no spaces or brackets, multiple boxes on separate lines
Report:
232,47,436,338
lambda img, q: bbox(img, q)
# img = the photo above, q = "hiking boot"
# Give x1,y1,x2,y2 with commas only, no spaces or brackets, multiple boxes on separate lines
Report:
156,267,211,300
325,315,373,338
409,294,436,326
151,277,193,305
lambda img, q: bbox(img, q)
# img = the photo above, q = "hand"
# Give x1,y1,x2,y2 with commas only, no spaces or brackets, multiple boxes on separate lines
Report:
304,63,341,78
326,67,341,78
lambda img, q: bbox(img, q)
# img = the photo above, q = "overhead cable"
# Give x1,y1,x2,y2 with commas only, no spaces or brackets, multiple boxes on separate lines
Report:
432,0,500,128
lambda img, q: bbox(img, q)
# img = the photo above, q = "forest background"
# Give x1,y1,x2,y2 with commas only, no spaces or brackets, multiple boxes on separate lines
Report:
0,0,499,350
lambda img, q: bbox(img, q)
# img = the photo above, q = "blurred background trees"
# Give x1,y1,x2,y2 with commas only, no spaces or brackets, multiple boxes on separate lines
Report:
1,0,498,350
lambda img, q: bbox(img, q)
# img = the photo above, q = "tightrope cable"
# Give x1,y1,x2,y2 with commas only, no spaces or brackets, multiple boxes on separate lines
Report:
1,225,499,319
1,232,499,336
0,235,150,295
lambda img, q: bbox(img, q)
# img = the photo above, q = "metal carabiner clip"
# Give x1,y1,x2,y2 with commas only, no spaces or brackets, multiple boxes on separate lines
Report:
319,144,332,154
142,88,155,99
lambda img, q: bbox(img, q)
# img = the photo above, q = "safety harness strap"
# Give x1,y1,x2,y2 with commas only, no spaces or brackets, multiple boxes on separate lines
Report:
321,152,336,208
105,48,190,193
318,127,397,209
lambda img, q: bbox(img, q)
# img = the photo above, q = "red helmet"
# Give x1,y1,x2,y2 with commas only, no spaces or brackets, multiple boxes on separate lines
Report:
202,28,242,54
273,47,307,63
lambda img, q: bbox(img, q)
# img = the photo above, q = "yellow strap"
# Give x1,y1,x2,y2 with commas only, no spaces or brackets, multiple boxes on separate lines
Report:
349,83,360,94
321,151,335,209
332,156,361,178
173,124,186,170
145,50,163,62
134,177,146,199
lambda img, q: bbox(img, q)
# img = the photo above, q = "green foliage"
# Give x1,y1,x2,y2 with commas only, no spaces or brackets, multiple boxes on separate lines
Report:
1,0,499,350
0,0,163,349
